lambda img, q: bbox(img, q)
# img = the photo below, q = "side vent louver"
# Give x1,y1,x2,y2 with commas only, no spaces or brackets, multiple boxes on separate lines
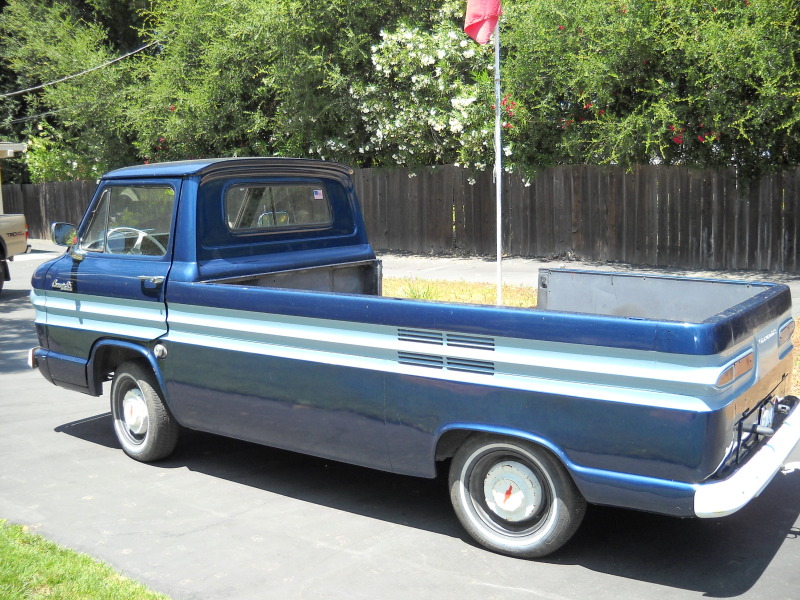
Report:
398,329,445,345
446,358,495,375
397,328,495,376
398,352,445,369
446,333,495,351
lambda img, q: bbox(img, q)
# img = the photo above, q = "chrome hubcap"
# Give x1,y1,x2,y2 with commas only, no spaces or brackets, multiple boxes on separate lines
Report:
122,389,148,435
483,460,543,522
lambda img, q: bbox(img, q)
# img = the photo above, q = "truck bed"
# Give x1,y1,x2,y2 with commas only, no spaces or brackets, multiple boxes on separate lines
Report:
205,261,790,357
538,269,781,322
210,259,382,295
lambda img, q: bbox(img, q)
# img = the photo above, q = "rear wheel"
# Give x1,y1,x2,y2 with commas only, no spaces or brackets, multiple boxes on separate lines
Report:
110,361,178,462
449,434,586,558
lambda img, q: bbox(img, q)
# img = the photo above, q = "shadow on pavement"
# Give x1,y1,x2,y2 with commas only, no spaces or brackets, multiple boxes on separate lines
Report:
55,412,800,597
0,292,39,374
551,470,800,597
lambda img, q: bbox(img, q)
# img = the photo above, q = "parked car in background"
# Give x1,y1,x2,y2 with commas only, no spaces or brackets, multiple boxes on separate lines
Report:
0,213,29,295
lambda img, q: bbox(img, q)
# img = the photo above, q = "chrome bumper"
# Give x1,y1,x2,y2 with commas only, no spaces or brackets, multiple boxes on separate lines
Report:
694,400,800,517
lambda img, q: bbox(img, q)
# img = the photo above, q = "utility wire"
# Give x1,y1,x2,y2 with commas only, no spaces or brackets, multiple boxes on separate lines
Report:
1,40,159,99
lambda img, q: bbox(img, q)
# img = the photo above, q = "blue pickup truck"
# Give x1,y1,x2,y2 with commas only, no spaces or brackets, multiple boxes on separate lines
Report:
29,158,800,558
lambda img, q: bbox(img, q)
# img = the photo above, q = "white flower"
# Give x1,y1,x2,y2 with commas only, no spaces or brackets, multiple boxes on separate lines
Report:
451,97,476,110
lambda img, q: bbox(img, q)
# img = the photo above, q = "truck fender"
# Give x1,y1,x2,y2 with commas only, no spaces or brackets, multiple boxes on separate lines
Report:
87,339,168,401
435,423,575,477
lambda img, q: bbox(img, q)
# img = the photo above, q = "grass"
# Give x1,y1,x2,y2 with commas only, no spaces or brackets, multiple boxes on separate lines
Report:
0,520,169,600
383,277,538,307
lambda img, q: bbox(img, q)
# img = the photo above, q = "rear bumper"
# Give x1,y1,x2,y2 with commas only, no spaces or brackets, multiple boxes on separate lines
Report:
694,399,800,517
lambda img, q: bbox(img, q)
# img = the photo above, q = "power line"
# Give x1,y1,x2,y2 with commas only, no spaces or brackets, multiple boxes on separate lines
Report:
1,40,159,99
7,108,62,124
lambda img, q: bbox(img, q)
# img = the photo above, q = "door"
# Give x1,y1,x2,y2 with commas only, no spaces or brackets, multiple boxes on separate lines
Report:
42,179,180,375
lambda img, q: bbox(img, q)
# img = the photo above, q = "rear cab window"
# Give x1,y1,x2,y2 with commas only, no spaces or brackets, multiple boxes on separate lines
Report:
225,183,333,232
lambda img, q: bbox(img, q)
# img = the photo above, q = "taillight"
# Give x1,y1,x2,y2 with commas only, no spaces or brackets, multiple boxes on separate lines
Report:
717,351,754,387
779,320,795,347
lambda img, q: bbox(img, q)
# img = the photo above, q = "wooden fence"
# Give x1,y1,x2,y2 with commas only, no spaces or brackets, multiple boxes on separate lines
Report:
4,165,800,272
2,180,96,242
357,164,800,272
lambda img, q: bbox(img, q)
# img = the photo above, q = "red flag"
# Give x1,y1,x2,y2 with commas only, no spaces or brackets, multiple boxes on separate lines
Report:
464,0,502,45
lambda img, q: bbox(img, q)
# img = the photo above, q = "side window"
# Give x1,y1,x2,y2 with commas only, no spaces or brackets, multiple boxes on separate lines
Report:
80,185,175,256
225,183,332,232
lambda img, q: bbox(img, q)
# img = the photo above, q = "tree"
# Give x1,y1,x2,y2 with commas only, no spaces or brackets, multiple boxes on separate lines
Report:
2,0,799,181
503,0,800,176
0,0,141,181
127,0,440,164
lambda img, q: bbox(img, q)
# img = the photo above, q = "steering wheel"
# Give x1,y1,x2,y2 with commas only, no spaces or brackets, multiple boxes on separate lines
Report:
107,227,166,255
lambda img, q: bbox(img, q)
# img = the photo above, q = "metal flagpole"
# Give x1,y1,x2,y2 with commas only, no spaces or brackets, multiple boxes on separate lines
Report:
463,0,503,303
493,22,503,305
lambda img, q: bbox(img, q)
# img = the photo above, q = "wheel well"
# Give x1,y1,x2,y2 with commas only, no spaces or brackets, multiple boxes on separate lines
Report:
436,429,568,473
435,429,475,462
91,345,150,394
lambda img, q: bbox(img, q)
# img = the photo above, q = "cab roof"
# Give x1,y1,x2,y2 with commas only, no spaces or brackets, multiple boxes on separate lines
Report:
102,157,354,180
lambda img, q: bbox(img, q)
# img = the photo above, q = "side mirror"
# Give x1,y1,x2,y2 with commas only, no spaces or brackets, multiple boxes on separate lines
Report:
51,222,77,247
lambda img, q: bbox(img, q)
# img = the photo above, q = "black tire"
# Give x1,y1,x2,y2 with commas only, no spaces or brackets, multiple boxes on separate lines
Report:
449,434,586,558
110,360,179,462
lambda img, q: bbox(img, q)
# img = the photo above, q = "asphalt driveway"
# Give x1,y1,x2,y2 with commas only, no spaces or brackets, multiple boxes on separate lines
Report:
1,244,799,600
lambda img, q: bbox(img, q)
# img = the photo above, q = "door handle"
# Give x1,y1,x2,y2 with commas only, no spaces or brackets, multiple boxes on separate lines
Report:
138,275,165,290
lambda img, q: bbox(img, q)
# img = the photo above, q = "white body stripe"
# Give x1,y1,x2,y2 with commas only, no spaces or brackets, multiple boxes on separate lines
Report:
32,289,167,341
166,303,739,412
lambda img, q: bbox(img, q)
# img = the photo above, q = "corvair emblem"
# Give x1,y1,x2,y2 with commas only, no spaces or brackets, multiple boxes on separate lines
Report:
51,279,74,292
757,329,777,345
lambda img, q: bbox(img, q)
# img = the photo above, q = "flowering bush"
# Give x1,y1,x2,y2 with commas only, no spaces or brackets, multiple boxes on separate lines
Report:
347,1,501,170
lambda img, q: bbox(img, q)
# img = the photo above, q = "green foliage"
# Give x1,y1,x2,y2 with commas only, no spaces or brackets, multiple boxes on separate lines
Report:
24,122,105,182
0,0,138,181
127,0,270,161
1,0,799,181
504,0,800,176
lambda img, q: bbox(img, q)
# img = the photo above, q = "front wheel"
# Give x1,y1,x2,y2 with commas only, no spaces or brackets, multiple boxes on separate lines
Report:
110,361,179,462
449,434,586,558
